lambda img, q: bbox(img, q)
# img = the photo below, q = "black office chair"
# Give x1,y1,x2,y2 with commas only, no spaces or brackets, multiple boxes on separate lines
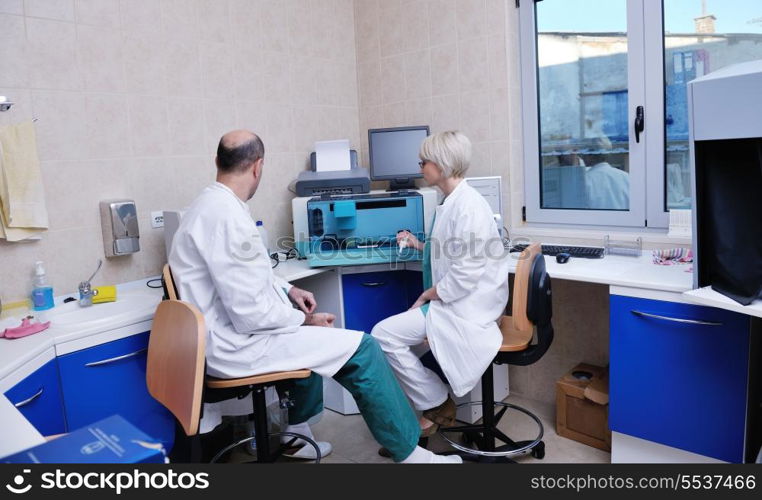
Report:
439,243,554,462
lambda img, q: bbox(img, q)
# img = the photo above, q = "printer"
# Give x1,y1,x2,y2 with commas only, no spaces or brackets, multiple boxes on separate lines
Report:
293,188,438,267
294,150,371,197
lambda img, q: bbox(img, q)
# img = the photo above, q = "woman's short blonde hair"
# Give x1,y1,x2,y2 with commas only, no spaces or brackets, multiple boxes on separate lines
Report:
419,131,472,179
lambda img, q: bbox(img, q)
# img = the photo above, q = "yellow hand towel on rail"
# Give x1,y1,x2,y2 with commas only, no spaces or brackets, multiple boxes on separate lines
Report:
0,121,49,229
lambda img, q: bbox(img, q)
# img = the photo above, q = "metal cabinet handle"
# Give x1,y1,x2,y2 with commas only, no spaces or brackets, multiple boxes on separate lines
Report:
14,388,44,408
631,310,722,326
85,348,147,367
361,282,387,287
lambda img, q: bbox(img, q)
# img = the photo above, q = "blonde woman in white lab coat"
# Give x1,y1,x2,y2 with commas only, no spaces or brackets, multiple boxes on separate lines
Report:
371,131,510,437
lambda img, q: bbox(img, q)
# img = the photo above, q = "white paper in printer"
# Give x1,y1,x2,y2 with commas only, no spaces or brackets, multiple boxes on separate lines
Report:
315,139,351,172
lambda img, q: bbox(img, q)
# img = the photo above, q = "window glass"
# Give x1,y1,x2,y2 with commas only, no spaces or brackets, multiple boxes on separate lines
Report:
536,0,631,211
664,0,762,210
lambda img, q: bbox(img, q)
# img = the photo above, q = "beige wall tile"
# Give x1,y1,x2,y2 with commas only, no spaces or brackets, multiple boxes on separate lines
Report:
128,95,169,157
404,49,432,99
354,0,380,61
428,0,456,47
77,25,124,92
0,14,28,87
380,55,406,104
0,0,23,15
25,0,74,21
26,17,81,90
123,30,167,96
167,98,207,156
74,0,119,28
202,99,239,154
84,93,131,159
455,0,486,41
430,43,459,96
164,40,203,99
458,36,490,93
259,0,289,52
430,94,460,132
119,0,162,35
200,41,235,100
160,0,200,43
30,90,87,161
196,0,231,44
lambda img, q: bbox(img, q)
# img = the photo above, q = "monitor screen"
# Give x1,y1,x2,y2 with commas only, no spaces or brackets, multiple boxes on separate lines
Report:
368,126,429,181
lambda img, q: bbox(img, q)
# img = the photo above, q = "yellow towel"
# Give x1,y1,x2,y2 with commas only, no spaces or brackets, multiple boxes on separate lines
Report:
0,121,49,229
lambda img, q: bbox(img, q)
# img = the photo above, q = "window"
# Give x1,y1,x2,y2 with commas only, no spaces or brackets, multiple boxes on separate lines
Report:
519,0,762,228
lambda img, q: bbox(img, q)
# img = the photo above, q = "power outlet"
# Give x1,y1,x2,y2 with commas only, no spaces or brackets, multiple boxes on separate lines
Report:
151,211,164,229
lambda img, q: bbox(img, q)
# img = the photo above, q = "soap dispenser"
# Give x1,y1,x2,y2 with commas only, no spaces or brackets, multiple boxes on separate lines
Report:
31,261,55,311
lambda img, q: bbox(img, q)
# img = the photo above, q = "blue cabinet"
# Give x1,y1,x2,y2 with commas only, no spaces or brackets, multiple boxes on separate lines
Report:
57,332,174,449
610,295,751,463
342,270,422,333
4,359,66,436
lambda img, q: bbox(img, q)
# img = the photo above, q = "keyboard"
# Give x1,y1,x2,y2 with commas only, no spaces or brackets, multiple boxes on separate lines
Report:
510,243,605,259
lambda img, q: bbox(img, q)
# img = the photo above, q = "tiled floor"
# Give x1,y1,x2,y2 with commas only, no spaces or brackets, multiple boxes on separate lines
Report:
307,394,611,464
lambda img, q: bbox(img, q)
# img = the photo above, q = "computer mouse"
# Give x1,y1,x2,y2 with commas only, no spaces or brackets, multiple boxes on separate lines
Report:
556,252,571,264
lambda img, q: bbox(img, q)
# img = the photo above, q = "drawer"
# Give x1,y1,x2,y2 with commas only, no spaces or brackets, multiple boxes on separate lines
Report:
4,359,66,436
57,332,174,448
609,295,751,462
342,271,422,333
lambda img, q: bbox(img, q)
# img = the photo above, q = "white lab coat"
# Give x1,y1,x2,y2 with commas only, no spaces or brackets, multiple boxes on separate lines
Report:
585,162,630,210
169,182,362,380
425,181,510,397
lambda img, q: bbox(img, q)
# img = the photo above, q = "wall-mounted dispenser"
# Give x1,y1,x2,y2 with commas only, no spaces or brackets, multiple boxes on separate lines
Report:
100,200,140,257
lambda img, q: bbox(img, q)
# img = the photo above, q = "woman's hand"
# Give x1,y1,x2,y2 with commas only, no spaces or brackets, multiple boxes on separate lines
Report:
410,286,440,310
304,312,336,327
397,230,424,252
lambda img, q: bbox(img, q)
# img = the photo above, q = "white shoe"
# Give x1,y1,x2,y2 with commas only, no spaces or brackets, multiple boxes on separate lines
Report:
281,440,333,460
401,445,463,464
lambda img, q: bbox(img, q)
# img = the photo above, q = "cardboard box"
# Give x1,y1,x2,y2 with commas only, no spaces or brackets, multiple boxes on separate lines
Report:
2,415,167,463
556,363,611,451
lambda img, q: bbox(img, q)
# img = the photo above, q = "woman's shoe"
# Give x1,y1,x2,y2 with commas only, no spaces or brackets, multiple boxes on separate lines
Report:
422,396,456,429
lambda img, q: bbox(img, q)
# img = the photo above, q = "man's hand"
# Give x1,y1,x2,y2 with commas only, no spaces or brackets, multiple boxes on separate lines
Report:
304,312,336,327
409,286,440,310
288,286,316,313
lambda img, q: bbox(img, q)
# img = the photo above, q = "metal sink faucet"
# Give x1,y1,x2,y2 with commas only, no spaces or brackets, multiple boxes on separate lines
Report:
78,259,103,307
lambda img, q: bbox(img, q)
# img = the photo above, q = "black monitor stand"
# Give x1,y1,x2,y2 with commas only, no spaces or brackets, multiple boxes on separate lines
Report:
387,178,418,192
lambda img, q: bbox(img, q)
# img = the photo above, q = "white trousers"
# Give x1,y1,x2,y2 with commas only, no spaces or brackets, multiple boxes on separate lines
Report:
371,308,449,411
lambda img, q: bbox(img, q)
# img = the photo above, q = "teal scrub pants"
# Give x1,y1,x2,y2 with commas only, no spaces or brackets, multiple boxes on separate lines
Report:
281,334,420,462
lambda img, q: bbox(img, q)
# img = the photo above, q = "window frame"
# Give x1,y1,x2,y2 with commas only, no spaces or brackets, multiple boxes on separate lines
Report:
519,0,667,229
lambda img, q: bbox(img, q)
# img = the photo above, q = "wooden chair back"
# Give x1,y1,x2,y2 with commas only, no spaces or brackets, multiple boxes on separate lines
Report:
146,300,206,436
511,243,542,332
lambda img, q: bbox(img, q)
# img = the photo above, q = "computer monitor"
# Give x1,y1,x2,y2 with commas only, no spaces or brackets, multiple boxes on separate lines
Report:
368,126,429,191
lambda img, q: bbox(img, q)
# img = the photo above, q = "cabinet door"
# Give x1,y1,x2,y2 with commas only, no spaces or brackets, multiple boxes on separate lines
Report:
4,359,66,436
609,295,750,463
342,271,410,333
57,332,174,448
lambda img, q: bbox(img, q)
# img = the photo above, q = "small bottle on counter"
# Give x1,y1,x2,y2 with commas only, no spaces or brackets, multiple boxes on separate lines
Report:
31,261,55,312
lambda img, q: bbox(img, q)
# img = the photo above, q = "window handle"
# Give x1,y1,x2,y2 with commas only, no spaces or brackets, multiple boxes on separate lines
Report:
634,105,645,143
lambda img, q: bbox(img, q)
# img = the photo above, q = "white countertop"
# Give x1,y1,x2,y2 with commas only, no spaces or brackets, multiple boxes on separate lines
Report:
507,252,694,293
683,287,762,319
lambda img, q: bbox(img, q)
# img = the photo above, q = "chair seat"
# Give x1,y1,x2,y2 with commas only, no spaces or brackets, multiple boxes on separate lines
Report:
499,316,532,352
206,369,312,389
